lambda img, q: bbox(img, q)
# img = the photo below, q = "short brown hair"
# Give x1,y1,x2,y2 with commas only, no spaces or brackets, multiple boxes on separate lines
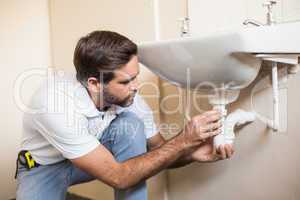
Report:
73,30,137,85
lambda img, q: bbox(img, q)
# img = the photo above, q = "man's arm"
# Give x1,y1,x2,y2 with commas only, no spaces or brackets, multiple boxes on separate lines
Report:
147,133,195,169
147,132,235,168
71,110,221,190
71,134,189,189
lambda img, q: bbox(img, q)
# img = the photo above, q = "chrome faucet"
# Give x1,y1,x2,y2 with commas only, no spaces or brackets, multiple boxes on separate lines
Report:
264,0,277,25
243,0,277,26
178,17,190,37
243,19,264,27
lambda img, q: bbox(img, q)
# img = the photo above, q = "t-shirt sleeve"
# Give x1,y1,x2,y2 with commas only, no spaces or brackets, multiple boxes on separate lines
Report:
32,111,100,160
128,95,159,139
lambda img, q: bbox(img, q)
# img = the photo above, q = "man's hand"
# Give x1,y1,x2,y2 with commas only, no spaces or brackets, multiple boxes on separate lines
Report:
178,110,223,149
191,138,234,162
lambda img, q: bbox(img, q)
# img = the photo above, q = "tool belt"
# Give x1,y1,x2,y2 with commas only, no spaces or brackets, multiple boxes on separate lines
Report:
15,150,40,179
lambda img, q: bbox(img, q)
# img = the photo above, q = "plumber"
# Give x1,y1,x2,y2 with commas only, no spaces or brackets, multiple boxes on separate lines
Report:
16,30,234,200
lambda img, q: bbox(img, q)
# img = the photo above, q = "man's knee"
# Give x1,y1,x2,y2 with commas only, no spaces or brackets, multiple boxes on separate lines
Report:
108,112,147,160
111,112,146,143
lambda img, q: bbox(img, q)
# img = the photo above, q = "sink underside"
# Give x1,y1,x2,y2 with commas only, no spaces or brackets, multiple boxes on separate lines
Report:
138,22,300,90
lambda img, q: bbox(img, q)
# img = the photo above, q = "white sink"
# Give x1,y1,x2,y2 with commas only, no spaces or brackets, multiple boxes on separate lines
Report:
138,22,300,91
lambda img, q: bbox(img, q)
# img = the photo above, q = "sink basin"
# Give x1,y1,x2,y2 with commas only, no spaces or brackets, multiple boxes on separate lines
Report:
138,22,300,91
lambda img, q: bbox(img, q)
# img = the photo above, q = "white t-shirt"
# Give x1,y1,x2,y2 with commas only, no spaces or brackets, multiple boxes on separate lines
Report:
21,71,158,165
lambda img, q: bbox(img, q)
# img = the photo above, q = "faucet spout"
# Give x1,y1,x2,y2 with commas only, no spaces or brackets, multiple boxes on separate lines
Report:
243,19,264,27
243,1,277,27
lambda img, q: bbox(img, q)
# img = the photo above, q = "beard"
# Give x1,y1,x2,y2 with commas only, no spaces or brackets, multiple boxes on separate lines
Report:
103,90,136,107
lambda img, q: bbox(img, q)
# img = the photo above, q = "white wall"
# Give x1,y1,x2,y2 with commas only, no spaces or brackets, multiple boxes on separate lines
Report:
158,1,300,200
0,0,51,199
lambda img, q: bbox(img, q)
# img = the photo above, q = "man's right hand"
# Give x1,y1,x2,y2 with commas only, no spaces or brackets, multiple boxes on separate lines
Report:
177,110,222,150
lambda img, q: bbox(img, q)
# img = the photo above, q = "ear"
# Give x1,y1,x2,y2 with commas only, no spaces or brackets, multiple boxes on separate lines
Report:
87,77,102,93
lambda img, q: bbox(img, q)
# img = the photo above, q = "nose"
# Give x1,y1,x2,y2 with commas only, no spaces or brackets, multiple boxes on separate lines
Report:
129,78,139,92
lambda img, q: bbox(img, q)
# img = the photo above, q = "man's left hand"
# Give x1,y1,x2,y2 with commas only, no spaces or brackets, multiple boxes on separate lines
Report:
191,138,234,162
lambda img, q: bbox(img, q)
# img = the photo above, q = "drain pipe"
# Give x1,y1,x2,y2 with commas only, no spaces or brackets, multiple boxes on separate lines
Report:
271,62,279,131
224,109,256,145
208,89,256,148
212,104,227,147
213,109,256,148
251,61,280,131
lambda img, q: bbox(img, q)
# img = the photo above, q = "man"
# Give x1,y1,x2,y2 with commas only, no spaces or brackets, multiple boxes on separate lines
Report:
16,31,234,200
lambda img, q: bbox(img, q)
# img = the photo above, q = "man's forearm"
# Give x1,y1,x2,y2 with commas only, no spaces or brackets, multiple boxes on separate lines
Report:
166,141,205,169
116,134,196,189
148,133,196,169
167,151,194,169
147,133,196,170
74,110,221,190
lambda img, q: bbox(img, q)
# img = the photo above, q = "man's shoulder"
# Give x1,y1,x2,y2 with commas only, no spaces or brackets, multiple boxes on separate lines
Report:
26,71,82,114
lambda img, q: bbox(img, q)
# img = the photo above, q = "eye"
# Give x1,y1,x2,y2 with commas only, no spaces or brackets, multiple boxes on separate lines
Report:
120,80,130,85
119,75,137,85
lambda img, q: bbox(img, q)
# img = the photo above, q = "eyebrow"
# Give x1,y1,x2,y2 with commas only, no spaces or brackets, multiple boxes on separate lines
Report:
118,71,140,84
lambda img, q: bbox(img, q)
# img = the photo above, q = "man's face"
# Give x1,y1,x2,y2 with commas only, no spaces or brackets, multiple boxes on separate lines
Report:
102,55,140,107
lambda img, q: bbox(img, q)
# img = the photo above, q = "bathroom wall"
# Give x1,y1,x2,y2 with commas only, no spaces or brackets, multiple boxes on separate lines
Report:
157,0,300,200
0,0,51,199
3,0,299,199
49,0,166,199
